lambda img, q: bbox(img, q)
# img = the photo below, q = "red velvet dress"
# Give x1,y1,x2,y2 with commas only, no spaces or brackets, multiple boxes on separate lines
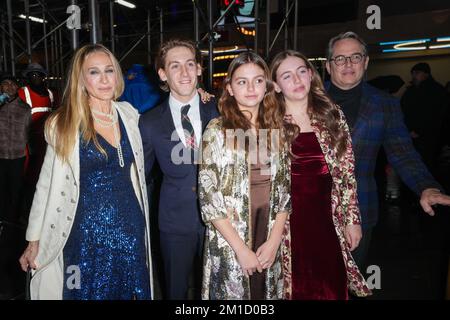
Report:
290,132,348,300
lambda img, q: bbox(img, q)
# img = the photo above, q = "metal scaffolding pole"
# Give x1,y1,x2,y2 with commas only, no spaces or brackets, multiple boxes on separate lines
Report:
11,18,67,65
194,2,199,44
0,24,26,53
71,0,79,51
284,0,289,50
147,9,151,65
269,1,295,53
14,18,67,63
89,0,100,44
37,0,64,28
6,0,15,76
159,8,163,46
43,11,49,71
207,0,213,90
25,0,32,63
254,0,259,52
201,0,236,43
54,31,60,78
50,30,55,76
1,15,7,72
58,28,63,78
294,0,298,50
119,33,147,63
265,0,270,59
109,0,115,53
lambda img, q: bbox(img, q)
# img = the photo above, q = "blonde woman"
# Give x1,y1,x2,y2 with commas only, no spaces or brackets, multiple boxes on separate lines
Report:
19,44,153,300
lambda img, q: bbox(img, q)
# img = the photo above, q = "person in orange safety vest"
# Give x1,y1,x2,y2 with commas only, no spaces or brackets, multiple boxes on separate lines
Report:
18,63,54,215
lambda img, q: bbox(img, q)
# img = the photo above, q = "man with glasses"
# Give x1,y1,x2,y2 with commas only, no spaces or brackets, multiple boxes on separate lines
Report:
324,31,450,273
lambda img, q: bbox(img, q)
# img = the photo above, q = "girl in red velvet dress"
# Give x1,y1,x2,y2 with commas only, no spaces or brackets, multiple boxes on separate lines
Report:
270,50,371,299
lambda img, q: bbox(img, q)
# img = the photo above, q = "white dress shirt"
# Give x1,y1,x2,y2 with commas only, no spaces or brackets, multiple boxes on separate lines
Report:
169,93,202,147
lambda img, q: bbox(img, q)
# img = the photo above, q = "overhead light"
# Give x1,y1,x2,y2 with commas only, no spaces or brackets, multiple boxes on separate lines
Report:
437,36,450,42
380,38,429,52
115,0,136,9
214,54,238,61
238,27,255,37
379,38,430,46
380,36,450,52
429,44,450,49
19,14,47,24
393,40,428,51
201,46,241,54
382,47,427,53
308,57,327,61
430,37,450,49
213,72,227,78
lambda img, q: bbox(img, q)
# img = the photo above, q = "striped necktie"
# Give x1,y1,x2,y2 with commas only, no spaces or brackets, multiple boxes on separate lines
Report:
180,104,197,149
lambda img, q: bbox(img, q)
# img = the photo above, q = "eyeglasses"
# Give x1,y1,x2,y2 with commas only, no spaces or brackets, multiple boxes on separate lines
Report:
330,53,365,66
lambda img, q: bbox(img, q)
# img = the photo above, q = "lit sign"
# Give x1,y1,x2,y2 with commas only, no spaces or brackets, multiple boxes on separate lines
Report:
380,37,450,52
218,0,255,26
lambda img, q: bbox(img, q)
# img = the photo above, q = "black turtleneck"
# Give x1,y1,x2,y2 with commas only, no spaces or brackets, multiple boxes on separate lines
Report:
328,81,363,130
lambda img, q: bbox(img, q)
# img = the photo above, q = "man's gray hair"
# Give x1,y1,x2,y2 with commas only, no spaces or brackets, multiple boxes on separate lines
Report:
326,31,368,60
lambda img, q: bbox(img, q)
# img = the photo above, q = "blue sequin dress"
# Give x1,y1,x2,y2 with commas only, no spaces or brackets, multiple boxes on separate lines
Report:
63,115,151,300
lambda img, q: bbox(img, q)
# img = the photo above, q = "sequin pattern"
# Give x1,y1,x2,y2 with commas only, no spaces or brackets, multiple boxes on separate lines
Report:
198,117,292,300
63,116,151,300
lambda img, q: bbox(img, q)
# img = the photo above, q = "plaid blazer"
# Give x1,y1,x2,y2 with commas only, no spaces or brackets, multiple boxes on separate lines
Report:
326,81,441,229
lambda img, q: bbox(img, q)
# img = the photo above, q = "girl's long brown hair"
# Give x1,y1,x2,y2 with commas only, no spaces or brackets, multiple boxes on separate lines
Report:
218,51,286,149
270,50,348,159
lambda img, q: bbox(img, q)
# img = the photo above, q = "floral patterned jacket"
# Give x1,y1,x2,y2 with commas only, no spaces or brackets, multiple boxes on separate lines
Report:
198,117,291,300
283,105,372,299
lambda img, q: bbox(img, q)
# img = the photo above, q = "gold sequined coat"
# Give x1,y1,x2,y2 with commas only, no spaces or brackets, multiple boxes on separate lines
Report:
198,117,291,300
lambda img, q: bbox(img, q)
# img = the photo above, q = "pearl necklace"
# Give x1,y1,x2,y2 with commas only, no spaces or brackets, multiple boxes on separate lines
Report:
91,105,124,168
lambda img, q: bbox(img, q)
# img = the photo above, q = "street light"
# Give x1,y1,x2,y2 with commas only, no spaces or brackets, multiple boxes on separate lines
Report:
115,0,136,9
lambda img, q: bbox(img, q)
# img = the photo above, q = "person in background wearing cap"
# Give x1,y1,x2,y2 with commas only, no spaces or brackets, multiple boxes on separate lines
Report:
0,75,31,224
401,62,449,177
18,63,54,214
324,31,450,275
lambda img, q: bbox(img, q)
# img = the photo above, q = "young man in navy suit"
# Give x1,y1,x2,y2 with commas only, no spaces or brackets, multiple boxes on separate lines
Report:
139,39,218,299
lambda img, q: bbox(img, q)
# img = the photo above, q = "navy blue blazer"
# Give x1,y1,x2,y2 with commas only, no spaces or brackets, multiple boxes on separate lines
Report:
325,81,441,229
139,95,219,234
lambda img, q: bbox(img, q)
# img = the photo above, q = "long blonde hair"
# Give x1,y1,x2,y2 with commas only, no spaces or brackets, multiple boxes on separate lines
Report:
46,44,124,162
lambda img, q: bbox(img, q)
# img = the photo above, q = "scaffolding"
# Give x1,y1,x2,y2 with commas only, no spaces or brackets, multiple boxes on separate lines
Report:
0,0,302,91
